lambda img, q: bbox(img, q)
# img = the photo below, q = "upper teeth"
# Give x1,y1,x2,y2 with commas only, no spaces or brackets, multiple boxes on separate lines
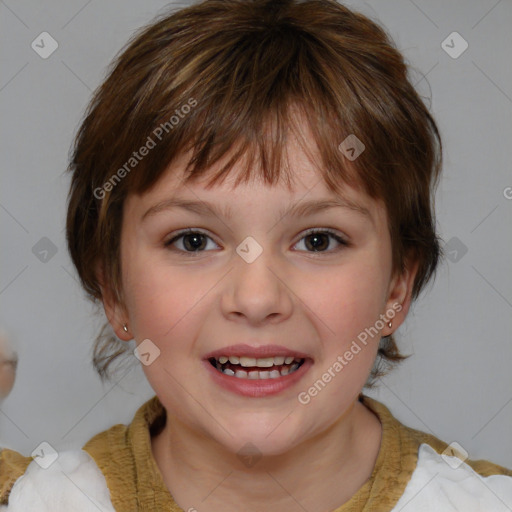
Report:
217,356,298,367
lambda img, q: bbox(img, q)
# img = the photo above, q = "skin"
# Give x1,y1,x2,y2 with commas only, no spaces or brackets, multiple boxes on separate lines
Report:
101,131,418,511
0,335,16,400
0,362,16,400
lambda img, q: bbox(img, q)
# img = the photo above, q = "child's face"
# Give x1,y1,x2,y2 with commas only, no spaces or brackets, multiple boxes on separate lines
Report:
104,135,415,456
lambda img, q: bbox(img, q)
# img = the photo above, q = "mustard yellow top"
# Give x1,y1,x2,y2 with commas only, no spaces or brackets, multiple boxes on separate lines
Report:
1,395,511,510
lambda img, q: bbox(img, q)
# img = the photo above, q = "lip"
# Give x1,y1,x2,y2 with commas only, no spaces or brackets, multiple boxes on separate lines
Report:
203,356,313,398
203,343,312,360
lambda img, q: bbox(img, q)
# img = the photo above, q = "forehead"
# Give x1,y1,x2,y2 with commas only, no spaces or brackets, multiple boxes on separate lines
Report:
127,143,388,232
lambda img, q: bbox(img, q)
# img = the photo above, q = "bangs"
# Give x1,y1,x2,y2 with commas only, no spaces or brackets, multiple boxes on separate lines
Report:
134,103,361,197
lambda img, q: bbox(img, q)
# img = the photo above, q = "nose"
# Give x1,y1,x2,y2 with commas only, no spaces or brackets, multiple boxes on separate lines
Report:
221,245,293,326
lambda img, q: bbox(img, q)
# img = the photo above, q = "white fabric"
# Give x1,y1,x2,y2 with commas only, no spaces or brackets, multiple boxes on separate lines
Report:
0,449,115,512
392,443,512,511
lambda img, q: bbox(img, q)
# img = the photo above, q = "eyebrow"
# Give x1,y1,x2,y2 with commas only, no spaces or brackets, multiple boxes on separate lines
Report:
141,196,373,224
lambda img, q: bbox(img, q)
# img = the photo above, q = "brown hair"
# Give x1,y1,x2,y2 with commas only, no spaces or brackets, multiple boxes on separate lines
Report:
66,0,443,383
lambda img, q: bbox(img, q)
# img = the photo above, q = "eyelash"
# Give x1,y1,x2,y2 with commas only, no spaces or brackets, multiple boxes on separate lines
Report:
164,228,348,257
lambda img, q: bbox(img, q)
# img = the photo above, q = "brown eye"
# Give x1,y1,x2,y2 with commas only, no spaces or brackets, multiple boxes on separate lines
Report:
165,229,219,255
305,232,329,251
293,229,347,253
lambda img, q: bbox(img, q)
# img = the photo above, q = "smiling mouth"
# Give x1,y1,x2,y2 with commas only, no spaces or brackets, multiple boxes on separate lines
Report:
209,356,306,379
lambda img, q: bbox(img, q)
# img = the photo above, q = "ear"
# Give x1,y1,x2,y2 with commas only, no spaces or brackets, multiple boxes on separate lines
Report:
96,263,132,341
382,256,419,336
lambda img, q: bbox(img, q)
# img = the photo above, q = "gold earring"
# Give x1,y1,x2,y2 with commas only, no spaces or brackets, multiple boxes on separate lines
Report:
123,323,129,333
387,321,393,328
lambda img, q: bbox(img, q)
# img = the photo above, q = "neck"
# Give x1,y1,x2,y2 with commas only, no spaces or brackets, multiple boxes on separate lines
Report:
151,399,382,512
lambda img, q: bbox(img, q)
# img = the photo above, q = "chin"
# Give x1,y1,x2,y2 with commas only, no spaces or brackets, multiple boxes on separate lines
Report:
210,416,306,459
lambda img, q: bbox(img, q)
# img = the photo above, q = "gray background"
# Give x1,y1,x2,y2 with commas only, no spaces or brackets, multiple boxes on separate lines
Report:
1,0,511,469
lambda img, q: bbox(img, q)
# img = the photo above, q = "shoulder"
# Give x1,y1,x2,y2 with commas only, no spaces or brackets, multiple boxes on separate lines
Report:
400,419,512,477
392,442,512,511
0,396,164,511
0,448,32,505
0,447,115,511
387,410,512,510
360,395,512,510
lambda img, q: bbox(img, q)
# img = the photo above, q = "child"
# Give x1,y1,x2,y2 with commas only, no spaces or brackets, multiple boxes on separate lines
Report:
1,0,511,510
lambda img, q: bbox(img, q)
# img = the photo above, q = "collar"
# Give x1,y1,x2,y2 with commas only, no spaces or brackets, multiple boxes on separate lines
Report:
83,394,423,511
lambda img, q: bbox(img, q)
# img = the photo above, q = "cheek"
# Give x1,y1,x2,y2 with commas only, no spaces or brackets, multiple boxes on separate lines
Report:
310,258,389,340
121,245,217,345
297,263,389,414
123,262,187,338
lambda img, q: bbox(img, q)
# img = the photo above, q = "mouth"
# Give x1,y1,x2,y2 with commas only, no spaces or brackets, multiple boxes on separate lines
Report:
203,344,313,397
208,355,306,380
